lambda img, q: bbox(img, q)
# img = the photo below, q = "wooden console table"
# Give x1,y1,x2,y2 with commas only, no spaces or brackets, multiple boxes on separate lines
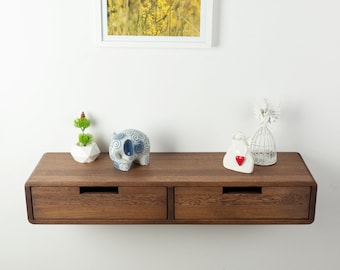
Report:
25,152,317,224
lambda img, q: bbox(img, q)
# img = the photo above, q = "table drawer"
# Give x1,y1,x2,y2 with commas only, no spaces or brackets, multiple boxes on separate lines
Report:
31,186,167,221
175,186,311,220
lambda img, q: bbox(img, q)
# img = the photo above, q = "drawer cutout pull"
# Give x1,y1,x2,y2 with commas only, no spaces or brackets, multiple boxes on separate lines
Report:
79,187,119,194
223,187,262,194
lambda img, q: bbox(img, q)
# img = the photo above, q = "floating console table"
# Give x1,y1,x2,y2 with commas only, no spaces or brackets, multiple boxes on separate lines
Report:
25,152,317,224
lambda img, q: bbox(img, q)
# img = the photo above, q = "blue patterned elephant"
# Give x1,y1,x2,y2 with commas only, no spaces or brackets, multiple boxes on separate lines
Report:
109,129,150,171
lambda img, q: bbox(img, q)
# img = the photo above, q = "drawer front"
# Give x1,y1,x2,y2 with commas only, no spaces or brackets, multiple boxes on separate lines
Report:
31,186,167,220
175,187,311,220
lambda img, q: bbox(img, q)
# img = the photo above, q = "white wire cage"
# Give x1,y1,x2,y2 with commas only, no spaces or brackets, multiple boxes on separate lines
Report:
250,125,277,166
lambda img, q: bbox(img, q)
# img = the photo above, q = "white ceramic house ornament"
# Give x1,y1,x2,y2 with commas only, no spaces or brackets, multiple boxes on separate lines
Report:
223,132,254,173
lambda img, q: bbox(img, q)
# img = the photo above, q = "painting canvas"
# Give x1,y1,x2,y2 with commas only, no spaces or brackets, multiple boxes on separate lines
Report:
99,0,213,48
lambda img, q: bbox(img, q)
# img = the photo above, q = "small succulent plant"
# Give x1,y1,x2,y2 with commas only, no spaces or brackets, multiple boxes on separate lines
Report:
74,112,93,146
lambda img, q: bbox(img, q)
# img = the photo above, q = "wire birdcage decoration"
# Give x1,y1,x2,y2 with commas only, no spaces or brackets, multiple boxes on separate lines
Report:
250,125,277,165
250,99,280,166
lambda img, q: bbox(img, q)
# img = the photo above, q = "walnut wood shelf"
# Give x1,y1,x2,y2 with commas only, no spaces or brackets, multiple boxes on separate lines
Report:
25,152,317,224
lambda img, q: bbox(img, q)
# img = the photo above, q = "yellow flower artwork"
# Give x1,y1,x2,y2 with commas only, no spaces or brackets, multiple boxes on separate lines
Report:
107,0,201,37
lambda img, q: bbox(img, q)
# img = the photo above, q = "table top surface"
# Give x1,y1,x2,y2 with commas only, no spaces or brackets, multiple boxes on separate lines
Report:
25,152,317,187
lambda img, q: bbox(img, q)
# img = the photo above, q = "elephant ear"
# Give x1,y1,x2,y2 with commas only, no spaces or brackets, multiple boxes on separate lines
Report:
124,140,134,156
134,142,144,154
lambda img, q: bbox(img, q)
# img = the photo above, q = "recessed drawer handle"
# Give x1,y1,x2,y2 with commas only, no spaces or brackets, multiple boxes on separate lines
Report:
222,187,262,194
79,187,119,194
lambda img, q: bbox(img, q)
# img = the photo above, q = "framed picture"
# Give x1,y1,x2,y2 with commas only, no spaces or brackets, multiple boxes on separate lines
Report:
98,0,214,48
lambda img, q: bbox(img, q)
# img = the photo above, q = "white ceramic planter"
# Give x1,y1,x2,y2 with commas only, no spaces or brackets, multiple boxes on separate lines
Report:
71,142,101,163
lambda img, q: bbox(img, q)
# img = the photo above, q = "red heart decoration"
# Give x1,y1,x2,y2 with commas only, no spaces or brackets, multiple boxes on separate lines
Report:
235,155,245,166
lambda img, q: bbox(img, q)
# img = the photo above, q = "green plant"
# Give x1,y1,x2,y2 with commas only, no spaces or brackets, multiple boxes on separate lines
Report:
74,112,93,146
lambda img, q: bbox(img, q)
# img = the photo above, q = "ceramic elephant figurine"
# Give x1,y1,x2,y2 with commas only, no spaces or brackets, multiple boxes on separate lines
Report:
109,129,150,171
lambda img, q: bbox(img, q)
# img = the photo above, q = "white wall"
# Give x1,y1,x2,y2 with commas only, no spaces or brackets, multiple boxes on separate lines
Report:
1,0,339,269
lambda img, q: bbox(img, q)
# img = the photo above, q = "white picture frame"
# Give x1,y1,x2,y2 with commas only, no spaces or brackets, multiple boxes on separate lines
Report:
97,0,214,48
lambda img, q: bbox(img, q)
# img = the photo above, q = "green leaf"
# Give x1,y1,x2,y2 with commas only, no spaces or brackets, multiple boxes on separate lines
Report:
74,118,91,131
78,133,93,146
